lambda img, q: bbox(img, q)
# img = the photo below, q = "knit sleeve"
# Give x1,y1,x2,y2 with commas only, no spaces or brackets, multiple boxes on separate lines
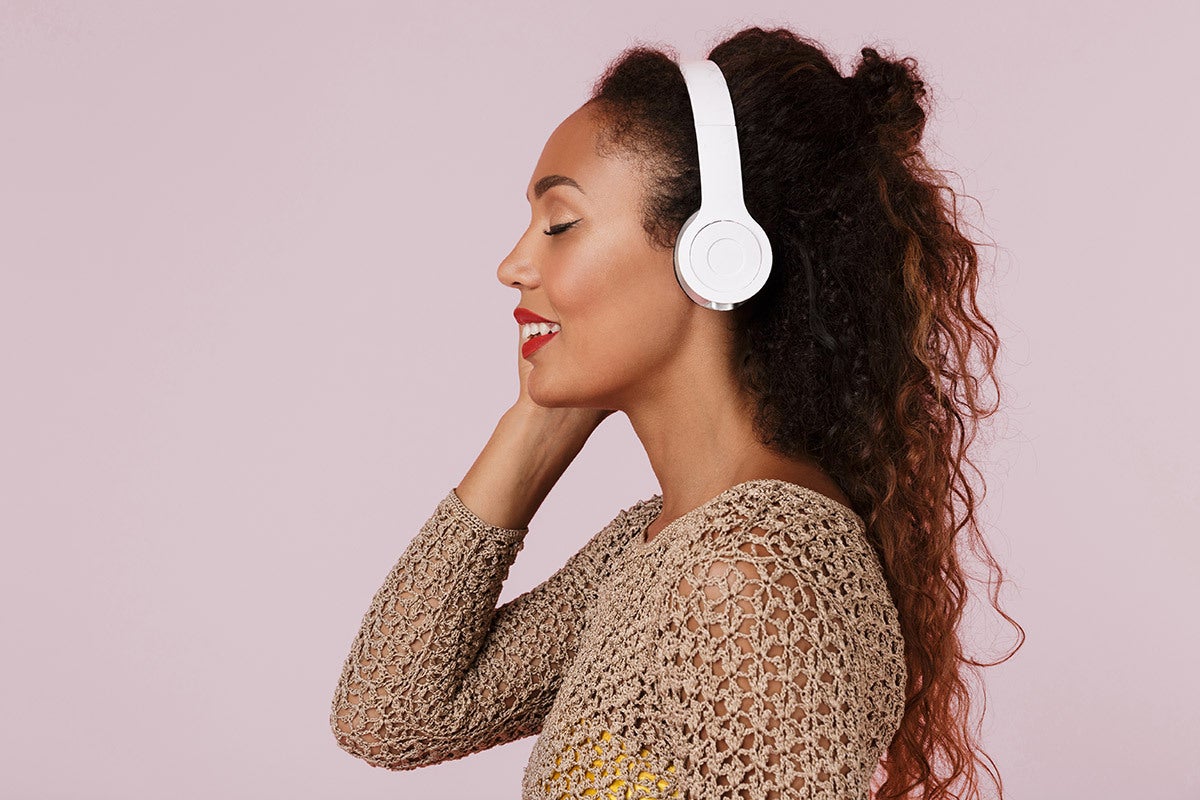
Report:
330,487,630,771
654,522,907,799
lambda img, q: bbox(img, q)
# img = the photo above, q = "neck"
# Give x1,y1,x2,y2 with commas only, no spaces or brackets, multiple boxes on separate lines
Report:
623,361,817,520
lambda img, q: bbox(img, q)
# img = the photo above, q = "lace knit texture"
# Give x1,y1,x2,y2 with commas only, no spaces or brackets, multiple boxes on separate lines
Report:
330,478,907,799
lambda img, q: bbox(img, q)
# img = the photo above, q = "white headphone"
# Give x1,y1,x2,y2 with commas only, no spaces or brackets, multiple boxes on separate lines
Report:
673,59,773,311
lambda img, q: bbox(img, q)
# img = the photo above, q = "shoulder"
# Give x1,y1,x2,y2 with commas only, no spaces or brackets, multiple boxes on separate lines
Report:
687,478,872,560
668,479,901,649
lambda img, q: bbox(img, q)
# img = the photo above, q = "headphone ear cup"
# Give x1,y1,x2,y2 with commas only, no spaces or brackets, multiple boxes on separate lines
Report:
674,213,771,310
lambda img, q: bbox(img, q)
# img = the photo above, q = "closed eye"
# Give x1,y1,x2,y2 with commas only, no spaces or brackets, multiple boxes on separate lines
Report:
543,219,581,236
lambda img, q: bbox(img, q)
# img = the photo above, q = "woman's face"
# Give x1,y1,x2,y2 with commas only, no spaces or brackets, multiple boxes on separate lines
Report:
497,102,699,412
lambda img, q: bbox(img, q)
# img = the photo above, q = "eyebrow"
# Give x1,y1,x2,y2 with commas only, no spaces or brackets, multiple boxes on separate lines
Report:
525,174,585,202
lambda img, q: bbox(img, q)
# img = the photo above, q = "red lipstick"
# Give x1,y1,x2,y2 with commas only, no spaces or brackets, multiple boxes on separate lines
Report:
515,307,560,359
513,307,558,324
521,329,558,358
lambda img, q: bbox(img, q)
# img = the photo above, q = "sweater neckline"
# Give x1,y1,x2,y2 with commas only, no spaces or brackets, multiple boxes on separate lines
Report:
632,477,864,553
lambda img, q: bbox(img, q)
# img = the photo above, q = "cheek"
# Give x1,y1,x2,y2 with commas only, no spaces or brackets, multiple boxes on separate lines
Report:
538,255,616,351
545,227,681,364
547,246,617,316
551,276,605,319
564,294,681,377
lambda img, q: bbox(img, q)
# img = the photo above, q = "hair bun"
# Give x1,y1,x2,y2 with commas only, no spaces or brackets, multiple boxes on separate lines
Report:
849,46,928,155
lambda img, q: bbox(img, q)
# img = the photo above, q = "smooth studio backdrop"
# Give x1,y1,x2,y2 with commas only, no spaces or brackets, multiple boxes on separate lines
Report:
1,1,1196,798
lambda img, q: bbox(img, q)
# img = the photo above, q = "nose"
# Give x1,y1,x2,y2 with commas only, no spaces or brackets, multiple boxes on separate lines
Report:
496,234,540,290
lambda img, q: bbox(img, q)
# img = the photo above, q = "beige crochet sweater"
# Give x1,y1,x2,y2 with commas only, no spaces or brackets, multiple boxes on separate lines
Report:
330,478,907,799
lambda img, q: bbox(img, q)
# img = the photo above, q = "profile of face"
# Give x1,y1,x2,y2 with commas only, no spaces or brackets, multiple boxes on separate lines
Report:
497,102,712,413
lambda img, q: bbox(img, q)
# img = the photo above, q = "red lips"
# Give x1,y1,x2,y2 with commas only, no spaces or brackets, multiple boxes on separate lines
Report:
521,329,558,358
515,307,560,359
514,307,558,324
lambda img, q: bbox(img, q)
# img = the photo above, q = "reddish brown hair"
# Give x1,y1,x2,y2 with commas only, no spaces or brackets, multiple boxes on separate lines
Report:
587,26,1024,800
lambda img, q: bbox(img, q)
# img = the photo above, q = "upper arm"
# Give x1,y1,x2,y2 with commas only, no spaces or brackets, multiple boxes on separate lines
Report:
655,525,905,799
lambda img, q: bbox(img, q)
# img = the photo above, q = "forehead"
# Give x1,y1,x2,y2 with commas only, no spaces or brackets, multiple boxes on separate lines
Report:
526,104,640,205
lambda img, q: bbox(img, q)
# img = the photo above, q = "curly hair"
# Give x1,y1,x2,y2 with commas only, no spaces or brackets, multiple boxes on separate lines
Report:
585,26,1025,800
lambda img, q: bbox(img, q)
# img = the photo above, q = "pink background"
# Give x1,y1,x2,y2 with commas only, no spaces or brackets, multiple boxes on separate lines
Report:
2,2,1196,798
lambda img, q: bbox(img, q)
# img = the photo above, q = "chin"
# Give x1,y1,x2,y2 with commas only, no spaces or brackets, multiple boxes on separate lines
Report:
526,379,565,409
527,391,575,409
529,375,600,410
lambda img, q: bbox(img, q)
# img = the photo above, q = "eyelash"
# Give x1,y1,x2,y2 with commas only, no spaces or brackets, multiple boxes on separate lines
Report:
543,219,581,236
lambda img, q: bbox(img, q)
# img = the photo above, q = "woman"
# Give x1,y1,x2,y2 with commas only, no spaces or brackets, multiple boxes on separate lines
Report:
330,26,1022,800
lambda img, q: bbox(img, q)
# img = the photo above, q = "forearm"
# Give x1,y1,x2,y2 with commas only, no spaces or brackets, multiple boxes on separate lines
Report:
455,403,600,531
330,489,528,766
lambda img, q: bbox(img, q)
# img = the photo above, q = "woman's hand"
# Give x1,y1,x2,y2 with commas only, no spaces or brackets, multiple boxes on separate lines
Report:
514,329,615,434
450,335,616,531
